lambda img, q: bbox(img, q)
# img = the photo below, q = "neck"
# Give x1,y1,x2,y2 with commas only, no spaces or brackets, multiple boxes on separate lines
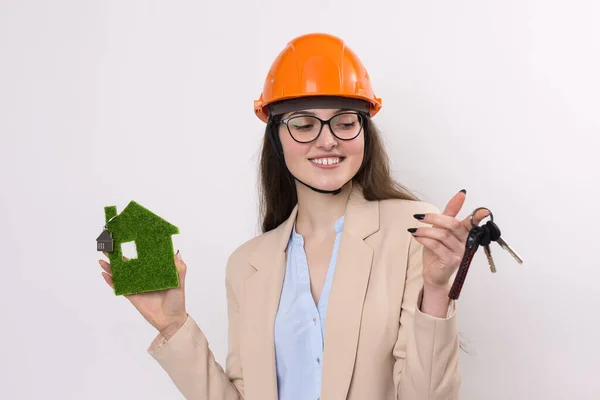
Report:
295,181,352,237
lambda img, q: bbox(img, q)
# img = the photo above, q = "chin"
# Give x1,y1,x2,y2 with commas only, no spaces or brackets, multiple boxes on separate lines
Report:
290,160,361,192
305,176,352,191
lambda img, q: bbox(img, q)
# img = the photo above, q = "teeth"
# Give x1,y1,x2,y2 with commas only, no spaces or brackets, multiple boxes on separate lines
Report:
311,157,341,165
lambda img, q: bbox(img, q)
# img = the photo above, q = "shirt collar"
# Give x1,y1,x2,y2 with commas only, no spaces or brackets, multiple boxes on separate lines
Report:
291,215,345,246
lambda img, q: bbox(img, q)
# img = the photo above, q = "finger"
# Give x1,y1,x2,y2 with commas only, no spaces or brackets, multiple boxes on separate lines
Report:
174,250,187,284
413,214,469,243
441,189,467,218
101,271,114,288
99,259,112,274
461,208,491,231
472,208,491,226
410,226,464,255
412,235,461,267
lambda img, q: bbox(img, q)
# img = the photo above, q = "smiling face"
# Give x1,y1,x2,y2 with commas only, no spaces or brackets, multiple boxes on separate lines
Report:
278,108,365,192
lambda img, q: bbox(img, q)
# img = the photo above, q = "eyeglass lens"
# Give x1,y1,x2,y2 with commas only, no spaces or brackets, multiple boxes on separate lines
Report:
286,112,363,142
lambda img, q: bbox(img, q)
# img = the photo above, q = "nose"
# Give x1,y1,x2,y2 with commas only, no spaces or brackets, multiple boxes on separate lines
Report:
315,123,337,150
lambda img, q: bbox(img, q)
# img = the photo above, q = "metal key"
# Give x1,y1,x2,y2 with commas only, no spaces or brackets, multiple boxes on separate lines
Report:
486,220,523,264
479,224,497,273
483,246,497,273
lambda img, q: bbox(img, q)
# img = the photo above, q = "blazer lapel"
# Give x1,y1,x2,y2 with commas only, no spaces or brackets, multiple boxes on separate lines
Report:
321,186,380,400
242,206,298,400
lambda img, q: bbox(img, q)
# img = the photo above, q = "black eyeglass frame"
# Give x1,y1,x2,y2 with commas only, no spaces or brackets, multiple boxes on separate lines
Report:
279,111,366,144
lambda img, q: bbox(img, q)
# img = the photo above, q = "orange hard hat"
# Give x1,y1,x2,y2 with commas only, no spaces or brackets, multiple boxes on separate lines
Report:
254,33,382,123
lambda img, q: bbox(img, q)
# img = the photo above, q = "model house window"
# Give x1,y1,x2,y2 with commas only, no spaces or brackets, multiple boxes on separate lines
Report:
121,241,138,260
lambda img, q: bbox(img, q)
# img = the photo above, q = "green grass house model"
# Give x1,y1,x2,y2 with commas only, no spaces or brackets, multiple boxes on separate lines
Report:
96,201,180,296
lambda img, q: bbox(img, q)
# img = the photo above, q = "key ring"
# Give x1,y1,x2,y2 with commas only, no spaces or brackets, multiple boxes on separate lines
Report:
470,207,493,228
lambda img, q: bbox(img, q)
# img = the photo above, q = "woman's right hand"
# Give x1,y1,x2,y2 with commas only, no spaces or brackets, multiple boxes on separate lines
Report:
99,251,188,334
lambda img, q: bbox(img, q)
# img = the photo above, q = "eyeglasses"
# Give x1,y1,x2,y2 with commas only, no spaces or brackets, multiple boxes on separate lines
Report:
280,111,365,143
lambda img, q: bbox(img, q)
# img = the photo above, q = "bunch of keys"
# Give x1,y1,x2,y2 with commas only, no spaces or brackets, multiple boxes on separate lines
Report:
449,207,523,300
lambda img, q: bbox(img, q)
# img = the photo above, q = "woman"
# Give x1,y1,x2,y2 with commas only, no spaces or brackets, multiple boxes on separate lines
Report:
100,33,482,399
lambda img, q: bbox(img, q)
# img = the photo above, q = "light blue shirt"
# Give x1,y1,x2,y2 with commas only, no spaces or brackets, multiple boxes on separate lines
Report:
274,216,345,400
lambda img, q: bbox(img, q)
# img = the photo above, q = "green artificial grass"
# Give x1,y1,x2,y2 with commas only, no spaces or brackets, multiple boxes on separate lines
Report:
103,201,180,296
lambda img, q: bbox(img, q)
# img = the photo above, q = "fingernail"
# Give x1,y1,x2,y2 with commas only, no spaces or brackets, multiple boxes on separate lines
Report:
407,228,418,233
413,214,425,220
460,189,467,194
176,250,181,260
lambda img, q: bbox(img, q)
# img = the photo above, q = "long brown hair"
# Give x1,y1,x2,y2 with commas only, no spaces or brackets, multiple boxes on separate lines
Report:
258,113,420,233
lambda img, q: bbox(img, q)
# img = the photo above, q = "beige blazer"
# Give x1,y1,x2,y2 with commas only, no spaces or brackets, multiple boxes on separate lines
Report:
148,187,461,400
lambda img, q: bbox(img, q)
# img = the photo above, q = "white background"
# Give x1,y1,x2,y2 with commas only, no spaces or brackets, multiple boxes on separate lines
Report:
1,0,598,399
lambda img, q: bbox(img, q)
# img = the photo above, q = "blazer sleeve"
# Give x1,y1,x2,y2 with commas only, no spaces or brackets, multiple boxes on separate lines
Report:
147,259,244,400
392,221,462,399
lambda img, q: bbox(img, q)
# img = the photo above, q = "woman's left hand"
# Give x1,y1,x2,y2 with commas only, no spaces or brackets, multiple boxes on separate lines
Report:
409,190,489,291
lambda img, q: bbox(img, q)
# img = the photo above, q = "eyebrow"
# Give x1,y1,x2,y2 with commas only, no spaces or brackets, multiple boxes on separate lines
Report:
287,108,351,118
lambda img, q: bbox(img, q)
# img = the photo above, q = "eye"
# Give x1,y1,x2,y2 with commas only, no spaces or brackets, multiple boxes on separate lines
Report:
292,123,315,131
332,113,360,130
289,116,318,131
335,122,357,130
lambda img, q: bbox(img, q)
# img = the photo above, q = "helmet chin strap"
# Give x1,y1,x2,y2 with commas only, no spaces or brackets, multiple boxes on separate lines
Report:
294,175,345,195
267,115,370,197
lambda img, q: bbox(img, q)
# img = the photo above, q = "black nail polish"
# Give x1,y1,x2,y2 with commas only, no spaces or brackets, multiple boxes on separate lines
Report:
407,228,418,233
413,214,425,220
460,189,467,194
